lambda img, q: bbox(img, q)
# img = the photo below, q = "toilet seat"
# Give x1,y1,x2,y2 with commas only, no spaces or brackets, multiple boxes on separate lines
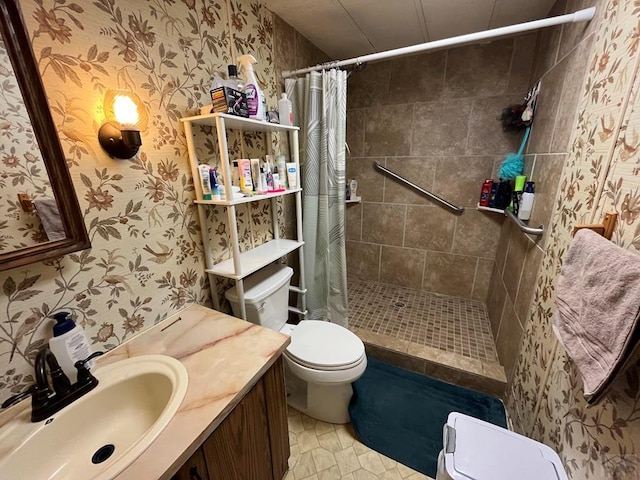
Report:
285,320,365,371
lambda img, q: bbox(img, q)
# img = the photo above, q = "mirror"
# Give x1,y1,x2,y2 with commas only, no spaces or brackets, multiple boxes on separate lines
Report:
0,0,89,271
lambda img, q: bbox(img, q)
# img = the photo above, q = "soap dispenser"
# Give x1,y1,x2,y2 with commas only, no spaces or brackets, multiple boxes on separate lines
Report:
49,312,94,383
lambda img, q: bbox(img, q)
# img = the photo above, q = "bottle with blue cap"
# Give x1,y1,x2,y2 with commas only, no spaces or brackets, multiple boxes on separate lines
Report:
48,312,94,383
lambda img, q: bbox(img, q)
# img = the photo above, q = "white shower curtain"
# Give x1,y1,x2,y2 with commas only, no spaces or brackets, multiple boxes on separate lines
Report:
286,70,348,327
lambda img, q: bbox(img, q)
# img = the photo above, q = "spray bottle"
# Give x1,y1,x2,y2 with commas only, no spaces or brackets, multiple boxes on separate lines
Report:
237,54,267,121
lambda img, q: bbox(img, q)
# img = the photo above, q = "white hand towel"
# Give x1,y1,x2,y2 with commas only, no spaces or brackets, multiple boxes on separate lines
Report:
33,198,66,241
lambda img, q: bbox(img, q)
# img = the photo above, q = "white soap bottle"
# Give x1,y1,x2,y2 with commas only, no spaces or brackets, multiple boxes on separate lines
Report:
518,181,535,221
278,93,293,126
49,312,94,383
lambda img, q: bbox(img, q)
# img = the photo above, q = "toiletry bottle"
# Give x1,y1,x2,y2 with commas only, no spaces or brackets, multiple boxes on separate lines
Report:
238,54,267,121
278,93,293,126
510,175,527,212
231,161,239,187
250,158,261,192
494,179,512,210
227,64,244,90
479,179,493,207
49,312,94,383
238,159,253,193
199,164,213,200
277,155,288,189
350,179,358,199
266,168,274,191
286,162,298,189
273,167,281,191
258,166,267,194
210,168,220,197
518,181,535,221
488,182,499,208
265,156,274,191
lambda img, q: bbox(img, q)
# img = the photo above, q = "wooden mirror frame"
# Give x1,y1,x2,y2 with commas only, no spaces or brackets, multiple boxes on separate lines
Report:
0,0,90,271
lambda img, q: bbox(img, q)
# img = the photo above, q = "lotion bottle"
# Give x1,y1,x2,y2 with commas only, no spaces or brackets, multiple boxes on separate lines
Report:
518,181,535,221
238,54,267,121
49,312,94,383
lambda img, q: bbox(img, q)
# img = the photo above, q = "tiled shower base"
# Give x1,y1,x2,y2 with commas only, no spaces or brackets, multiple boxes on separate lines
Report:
348,279,507,397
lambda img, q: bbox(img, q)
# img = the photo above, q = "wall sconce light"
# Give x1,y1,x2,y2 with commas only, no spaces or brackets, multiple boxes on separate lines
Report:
98,90,145,159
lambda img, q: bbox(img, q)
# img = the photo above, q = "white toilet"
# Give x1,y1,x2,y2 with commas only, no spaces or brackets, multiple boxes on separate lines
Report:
225,264,366,424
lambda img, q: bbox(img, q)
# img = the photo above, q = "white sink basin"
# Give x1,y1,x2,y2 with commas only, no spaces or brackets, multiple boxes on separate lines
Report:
0,354,188,480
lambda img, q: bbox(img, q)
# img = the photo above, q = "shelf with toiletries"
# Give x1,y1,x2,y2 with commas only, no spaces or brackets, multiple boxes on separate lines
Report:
180,111,306,321
181,112,299,133
476,203,544,236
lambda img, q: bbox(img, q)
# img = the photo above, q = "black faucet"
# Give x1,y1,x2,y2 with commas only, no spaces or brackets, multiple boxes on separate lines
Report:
1,349,104,422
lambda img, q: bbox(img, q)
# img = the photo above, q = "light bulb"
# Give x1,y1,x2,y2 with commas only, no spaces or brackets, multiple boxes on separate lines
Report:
113,95,139,127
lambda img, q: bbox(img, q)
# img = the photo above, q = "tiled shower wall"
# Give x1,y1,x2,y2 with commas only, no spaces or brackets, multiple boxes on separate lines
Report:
486,1,595,381
345,34,536,300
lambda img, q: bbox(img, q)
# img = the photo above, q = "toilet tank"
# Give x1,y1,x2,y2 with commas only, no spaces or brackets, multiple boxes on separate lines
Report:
224,264,294,331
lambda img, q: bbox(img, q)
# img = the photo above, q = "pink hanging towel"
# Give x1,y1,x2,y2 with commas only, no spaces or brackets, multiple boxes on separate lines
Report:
553,229,640,404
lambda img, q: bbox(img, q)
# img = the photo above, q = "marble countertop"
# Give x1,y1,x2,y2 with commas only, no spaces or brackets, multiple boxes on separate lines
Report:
0,304,290,480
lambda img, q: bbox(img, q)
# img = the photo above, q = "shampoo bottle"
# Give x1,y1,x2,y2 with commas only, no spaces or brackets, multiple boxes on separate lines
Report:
49,312,94,383
238,54,267,121
518,181,535,221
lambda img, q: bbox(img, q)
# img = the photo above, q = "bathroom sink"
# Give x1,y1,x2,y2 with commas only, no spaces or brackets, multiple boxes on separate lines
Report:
0,354,188,480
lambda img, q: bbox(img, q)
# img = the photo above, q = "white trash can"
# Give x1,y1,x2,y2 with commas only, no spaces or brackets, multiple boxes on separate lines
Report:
436,412,568,480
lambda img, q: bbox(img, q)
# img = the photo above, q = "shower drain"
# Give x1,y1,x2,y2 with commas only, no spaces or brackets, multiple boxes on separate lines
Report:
393,301,406,308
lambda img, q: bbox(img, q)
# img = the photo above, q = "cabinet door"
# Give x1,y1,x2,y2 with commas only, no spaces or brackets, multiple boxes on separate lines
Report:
172,447,209,480
203,380,272,480
263,357,289,480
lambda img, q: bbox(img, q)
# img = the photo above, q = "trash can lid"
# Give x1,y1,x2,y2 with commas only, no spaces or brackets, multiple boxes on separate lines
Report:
443,412,568,480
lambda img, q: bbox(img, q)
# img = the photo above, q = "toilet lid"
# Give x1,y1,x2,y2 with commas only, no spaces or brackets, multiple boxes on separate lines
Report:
286,320,365,370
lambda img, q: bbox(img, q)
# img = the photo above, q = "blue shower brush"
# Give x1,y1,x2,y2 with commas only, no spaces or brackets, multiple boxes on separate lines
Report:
499,127,530,180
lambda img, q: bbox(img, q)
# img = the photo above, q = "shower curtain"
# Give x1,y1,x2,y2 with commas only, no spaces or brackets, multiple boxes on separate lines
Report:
285,70,348,327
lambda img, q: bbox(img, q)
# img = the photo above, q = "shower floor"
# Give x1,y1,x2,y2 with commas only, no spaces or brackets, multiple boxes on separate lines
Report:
348,279,497,363
348,279,506,396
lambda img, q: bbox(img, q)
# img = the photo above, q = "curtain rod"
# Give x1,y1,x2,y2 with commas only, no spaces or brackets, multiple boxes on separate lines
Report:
282,7,595,78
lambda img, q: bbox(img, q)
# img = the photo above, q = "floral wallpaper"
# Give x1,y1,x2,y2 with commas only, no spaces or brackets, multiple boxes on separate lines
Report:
0,0,306,403
507,0,640,478
0,37,50,251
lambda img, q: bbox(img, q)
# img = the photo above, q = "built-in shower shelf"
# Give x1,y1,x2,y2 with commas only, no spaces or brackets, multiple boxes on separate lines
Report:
346,196,361,204
477,204,544,236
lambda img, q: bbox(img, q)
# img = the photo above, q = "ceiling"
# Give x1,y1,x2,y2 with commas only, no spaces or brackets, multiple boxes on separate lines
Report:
264,0,556,61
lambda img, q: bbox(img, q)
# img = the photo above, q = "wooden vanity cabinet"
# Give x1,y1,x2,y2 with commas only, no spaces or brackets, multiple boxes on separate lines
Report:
172,357,289,480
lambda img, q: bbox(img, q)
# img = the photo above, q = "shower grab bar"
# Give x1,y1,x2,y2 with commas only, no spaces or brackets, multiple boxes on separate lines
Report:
373,162,464,214
504,208,544,237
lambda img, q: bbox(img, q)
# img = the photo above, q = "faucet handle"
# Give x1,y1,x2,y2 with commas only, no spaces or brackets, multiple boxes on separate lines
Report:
1,385,36,409
74,351,104,369
74,351,104,385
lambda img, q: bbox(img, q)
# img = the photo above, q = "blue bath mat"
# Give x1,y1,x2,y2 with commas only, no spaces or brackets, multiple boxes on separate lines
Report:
349,357,506,478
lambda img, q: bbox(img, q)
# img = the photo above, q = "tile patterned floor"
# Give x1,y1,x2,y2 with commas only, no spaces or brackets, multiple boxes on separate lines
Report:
348,279,498,364
285,407,434,480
